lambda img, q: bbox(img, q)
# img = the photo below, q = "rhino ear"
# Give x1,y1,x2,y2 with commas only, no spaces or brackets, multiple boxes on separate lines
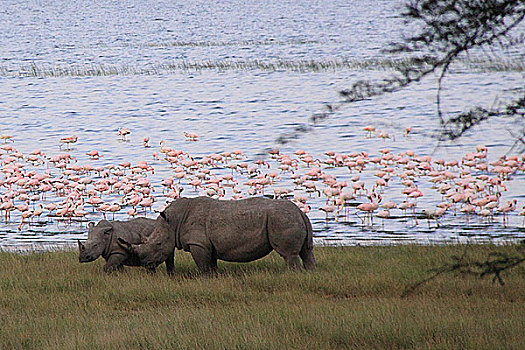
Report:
117,238,134,253
98,220,113,234
160,210,168,222
88,222,95,229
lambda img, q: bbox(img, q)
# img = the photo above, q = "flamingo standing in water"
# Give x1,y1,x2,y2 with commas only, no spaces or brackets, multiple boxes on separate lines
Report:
356,193,381,225
107,203,121,220
117,127,131,141
138,197,154,213
363,125,376,138
86,150,103,160
18,209,33,231
376,209,390,229
1,134,14,143
320,205,337,222
184,132,199,141
59,135,77,150
423,207,447,228
499,199,517,227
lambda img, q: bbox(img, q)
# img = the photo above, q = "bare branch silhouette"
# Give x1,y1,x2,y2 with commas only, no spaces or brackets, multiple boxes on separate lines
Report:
402,243,525,298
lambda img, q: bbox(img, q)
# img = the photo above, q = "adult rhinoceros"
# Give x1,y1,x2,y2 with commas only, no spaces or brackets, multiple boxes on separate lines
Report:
78,218,174,274
118,197,316,274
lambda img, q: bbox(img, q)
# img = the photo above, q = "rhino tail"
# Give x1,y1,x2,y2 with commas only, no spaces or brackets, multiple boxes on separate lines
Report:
299,210,316,270
300,211,314,250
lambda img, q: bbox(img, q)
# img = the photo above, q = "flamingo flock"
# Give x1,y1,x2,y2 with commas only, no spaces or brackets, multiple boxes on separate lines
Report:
0,129,524,241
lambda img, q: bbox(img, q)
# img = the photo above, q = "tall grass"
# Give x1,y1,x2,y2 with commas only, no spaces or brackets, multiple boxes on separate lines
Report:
0,245,523,349
0,56,522,78
136,38,321,48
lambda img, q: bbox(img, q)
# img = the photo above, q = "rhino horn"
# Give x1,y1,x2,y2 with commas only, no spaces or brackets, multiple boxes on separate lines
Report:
117,237,135,253
77,240,85,252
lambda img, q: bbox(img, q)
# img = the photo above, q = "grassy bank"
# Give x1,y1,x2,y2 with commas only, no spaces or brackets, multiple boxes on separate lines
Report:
0,245,523,349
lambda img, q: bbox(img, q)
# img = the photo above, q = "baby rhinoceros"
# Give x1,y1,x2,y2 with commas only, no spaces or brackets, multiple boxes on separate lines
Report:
78,218,174,274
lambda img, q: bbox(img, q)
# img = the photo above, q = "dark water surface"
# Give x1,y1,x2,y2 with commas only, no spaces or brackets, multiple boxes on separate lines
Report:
0,0,523,250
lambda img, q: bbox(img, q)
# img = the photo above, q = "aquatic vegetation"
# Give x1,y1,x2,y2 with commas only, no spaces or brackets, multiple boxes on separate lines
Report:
0,56,521,78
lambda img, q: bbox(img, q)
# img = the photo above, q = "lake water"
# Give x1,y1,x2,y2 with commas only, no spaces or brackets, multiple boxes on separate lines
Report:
0,0,524,250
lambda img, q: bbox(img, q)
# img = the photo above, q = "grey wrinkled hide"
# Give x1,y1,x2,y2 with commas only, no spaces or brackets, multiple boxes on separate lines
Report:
78,217,174,274
119,197,316,274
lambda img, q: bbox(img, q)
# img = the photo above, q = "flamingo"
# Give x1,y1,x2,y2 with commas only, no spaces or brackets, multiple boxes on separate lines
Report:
97,203,110,219
44,203,57,215
320,205,337,222
499,199,517,227
54,204,69,226
117,127,131,140
460,203,476,224
376,209,390,228
59,135,77,150
106,203,121,220
1,134,14,143
73,206,89,226
86,150,103,160
184,132,199,141
356,194,381,225
422,207,447,228
363,125,376,138
18,209,33,231
138,197,154,213
33,204,43,222
478,208,493,223
0,199,14,223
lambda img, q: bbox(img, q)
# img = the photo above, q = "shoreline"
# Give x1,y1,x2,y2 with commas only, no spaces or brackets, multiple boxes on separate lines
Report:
1,239,523,254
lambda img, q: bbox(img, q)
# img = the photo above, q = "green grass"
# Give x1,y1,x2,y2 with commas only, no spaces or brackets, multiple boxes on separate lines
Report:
0,245,523,349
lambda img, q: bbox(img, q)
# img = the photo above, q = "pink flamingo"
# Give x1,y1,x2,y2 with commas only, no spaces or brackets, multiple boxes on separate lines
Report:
18,209,33,231
0,199,14,223
86,150,103,160
138,197,154,213
356,194,381,225
117,127,131,140
106,203,121,220
184,132,199,141
499,199,517,227
320,205,337,222
376,209,390,228
59,135,77,150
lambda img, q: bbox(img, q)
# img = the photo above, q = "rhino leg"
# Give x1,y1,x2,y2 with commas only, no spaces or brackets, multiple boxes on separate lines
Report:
189,244,218,276
284,254,302,270
269,234,303,270
104,255,126,273
299,248,316,271
165,250,175,276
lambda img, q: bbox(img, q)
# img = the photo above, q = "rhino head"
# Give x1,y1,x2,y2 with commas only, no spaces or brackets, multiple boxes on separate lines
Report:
117,212,173,270
78,220,113,263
